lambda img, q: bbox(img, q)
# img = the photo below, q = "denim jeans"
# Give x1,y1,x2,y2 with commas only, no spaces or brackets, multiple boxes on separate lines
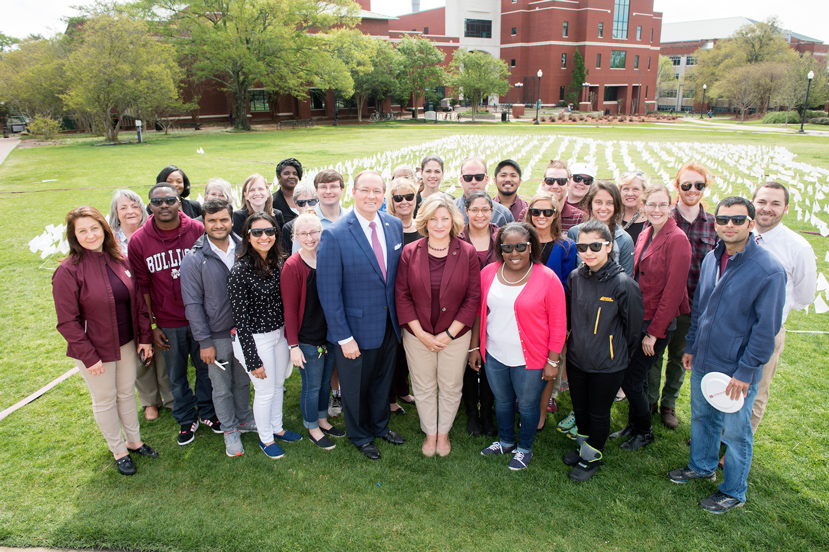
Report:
209,337,254,433
159,325,215,425
689,369,759,503
297,342,336,429
485,352,547,454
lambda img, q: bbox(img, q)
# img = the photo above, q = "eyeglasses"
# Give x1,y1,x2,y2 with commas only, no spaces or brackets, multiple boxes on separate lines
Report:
248,227,277,237
645,202,670,210
392,193,416,203
297,230,320,239
468,207,492,215
149,196,178,207
680,181,706,191
529,208,556,218
461,174,487,183
544,177,568,187
715,215,752,226
355,188,384,196
575,241,611,253
295,198,319,208
500,242,530,253
572,175,594,186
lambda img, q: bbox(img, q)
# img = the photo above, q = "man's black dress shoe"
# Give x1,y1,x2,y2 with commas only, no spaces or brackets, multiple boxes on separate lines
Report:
357,442,381,460
381,430,405,445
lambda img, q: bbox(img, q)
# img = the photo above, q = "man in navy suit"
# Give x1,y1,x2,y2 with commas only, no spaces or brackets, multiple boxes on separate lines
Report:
317,170,406,460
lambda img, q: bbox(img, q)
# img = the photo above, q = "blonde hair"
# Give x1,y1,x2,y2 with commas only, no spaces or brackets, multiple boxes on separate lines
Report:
415,193,465,238
641,183,673,205
617,171,650,190
292,211,323,240
385,177,418,217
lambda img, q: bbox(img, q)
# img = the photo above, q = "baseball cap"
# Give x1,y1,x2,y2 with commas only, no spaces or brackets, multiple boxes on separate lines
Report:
569,163,596,178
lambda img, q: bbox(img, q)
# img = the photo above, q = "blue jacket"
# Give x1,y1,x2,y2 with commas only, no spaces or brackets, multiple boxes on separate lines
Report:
545,236,578,285
685,234,786,384
317,210,404,349
180,233,240,349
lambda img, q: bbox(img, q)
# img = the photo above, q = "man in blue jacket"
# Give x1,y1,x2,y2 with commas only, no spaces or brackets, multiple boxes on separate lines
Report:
181,199,255,457
668,196,786,513
317,170,406,460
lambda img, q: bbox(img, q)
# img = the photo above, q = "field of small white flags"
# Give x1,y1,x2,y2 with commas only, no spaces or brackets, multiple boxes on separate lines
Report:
29,133,829,313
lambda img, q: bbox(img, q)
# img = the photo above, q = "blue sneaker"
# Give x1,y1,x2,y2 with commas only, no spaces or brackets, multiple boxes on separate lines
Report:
557,411,576,433
481,442,515,456
274,430,303,442
508,450,533,470
259,440,285,459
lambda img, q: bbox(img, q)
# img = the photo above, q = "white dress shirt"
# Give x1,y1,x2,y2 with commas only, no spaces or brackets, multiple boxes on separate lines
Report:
756,223,817,322
208,236,236,272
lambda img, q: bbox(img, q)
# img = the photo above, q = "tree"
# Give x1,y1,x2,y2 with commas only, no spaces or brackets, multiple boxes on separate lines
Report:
0,37,68,119
347,39,401,122
775,53,829,124
62,15,184,142
733,17,789,64
656,55,677,99
0,33,19,53
396,36,445,119
719,66,757,122
566,48,588,106
447,49,509,123
751,61,788,114
145,0,360,131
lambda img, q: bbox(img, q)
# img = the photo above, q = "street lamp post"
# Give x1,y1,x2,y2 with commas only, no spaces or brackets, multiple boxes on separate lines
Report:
515,82,523,105
675,74,682,113
534,69,543,124
799,70,815,133
583,82,590,107
700,84,707,119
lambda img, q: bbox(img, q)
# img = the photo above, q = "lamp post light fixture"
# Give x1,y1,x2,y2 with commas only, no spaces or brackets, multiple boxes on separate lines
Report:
515,81,523,105
700,84,707,119
799,70,815,133
535,69,543,124
583,82,590,106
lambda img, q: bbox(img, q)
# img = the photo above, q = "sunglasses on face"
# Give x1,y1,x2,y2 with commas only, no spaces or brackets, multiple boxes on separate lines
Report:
295,198,318,208
715,215,751,226
680,181,706,191
149,196,178,207
575,241,611,253
392,193,416,203
500,242,530,253
248,227,277,237
572,175,594,185
529,208,556,218
461,173,487,183
544,177,568,187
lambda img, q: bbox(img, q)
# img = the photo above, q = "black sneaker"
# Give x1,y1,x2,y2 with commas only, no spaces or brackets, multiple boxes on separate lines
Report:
668,466,716,484
178,420,199,445
698,491,744,513
201,416,222,434
320,425,346,438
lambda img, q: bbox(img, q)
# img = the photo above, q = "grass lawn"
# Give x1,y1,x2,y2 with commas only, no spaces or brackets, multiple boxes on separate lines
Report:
1,124,828,552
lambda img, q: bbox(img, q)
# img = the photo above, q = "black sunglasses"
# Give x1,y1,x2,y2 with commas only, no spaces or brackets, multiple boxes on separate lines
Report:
529,208,556,218
572,175,594,185
461,173,487,183
500,242,530,253
149,196,178,207
715,215,751,226
544,177,568,187
392,193,416,202
295,198,318,208
575,241,611,253
248,227,277,237
680,181,706,191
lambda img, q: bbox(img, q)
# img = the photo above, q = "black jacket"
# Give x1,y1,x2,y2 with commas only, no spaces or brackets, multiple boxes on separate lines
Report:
231,207,285,240
566,260,644,374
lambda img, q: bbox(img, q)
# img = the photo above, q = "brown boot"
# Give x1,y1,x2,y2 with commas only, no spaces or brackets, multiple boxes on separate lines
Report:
649,402,658,415
660,406,679,429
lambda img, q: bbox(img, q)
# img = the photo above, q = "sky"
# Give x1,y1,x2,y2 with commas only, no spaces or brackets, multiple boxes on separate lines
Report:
2,0,827,44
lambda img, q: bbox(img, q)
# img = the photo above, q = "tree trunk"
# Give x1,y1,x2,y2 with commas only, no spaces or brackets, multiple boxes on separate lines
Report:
472,103,477,123
106,113,122,142
412,93,420,119
234,93,250,131
784,107,792,125
355,93,365,122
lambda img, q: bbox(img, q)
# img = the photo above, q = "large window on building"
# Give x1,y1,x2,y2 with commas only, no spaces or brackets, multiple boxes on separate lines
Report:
669,56,681,66
634,55,639,69
249,90,268,112
465,19,492,39
563,21,569,37
612,0,630,39
510,59,516,67
310,88,325,110
604,86,619,102
598,22,604,38
637,25,642,40
686,56,697,66
610,50,626,69
511,27,517,36
561,53,567,69
560,86,566,101
596,53,602,68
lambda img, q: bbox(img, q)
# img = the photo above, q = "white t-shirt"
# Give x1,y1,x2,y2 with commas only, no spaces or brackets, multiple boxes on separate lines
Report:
486,277,526,367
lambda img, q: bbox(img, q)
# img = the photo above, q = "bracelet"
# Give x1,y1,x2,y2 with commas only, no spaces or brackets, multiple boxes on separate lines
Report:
468,347,480,353
546,358,560,367
445,329,456,340
289,344,299,349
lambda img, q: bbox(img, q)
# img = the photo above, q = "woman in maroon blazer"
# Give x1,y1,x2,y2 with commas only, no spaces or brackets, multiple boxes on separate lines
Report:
612,184,692,450
52,206,157,476
396,194,482,457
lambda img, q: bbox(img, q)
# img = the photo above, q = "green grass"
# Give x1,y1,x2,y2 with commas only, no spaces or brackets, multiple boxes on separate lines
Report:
1,124,828,551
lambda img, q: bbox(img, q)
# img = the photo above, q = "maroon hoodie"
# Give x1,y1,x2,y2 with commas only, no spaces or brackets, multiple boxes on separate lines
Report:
128,213,204,328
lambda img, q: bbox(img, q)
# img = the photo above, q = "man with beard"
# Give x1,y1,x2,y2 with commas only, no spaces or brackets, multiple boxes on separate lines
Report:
273,158,303,224
538,159,585,233
493,159,528,222
453,157,514,227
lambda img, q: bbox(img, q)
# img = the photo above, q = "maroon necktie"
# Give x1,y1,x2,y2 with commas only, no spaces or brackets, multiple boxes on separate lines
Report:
369,221,386,280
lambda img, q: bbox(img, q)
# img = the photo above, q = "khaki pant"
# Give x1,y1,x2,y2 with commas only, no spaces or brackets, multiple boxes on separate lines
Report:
751,326,786,434
403,331,470,435
75,341,141,456
134,350,173,408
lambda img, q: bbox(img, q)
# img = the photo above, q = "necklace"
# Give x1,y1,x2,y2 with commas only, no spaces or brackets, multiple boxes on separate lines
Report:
402,220,414,230
501,263,532,285
428,241,448,252
624,208,643,230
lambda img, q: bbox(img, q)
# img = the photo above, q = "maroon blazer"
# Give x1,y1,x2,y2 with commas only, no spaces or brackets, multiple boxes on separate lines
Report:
633,216,692,338
457,223,500,268
395,236,482,337
52,250,153,368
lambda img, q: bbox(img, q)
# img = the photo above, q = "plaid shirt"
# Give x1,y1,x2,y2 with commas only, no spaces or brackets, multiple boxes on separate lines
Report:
560,201,587,233
671,205,717,301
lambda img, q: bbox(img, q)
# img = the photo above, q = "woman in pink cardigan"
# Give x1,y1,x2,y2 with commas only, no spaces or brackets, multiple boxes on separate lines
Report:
469,222,567,470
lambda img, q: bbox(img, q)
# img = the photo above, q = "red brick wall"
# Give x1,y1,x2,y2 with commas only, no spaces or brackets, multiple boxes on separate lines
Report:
390,7,446,36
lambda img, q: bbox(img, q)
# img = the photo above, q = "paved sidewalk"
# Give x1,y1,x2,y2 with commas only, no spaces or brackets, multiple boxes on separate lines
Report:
0,137,21,166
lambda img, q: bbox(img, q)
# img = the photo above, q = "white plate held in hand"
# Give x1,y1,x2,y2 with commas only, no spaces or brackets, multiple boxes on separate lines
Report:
701,372,745,413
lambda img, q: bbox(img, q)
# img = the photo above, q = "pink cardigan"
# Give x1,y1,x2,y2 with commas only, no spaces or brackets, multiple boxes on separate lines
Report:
478,262,566,370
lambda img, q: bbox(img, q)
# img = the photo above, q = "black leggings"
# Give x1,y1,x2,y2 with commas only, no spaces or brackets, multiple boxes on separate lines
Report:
622,330,673,433
569,363,625,451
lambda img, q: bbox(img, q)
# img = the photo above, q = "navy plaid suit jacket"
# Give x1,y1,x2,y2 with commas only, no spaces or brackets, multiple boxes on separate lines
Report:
317,210,403,349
